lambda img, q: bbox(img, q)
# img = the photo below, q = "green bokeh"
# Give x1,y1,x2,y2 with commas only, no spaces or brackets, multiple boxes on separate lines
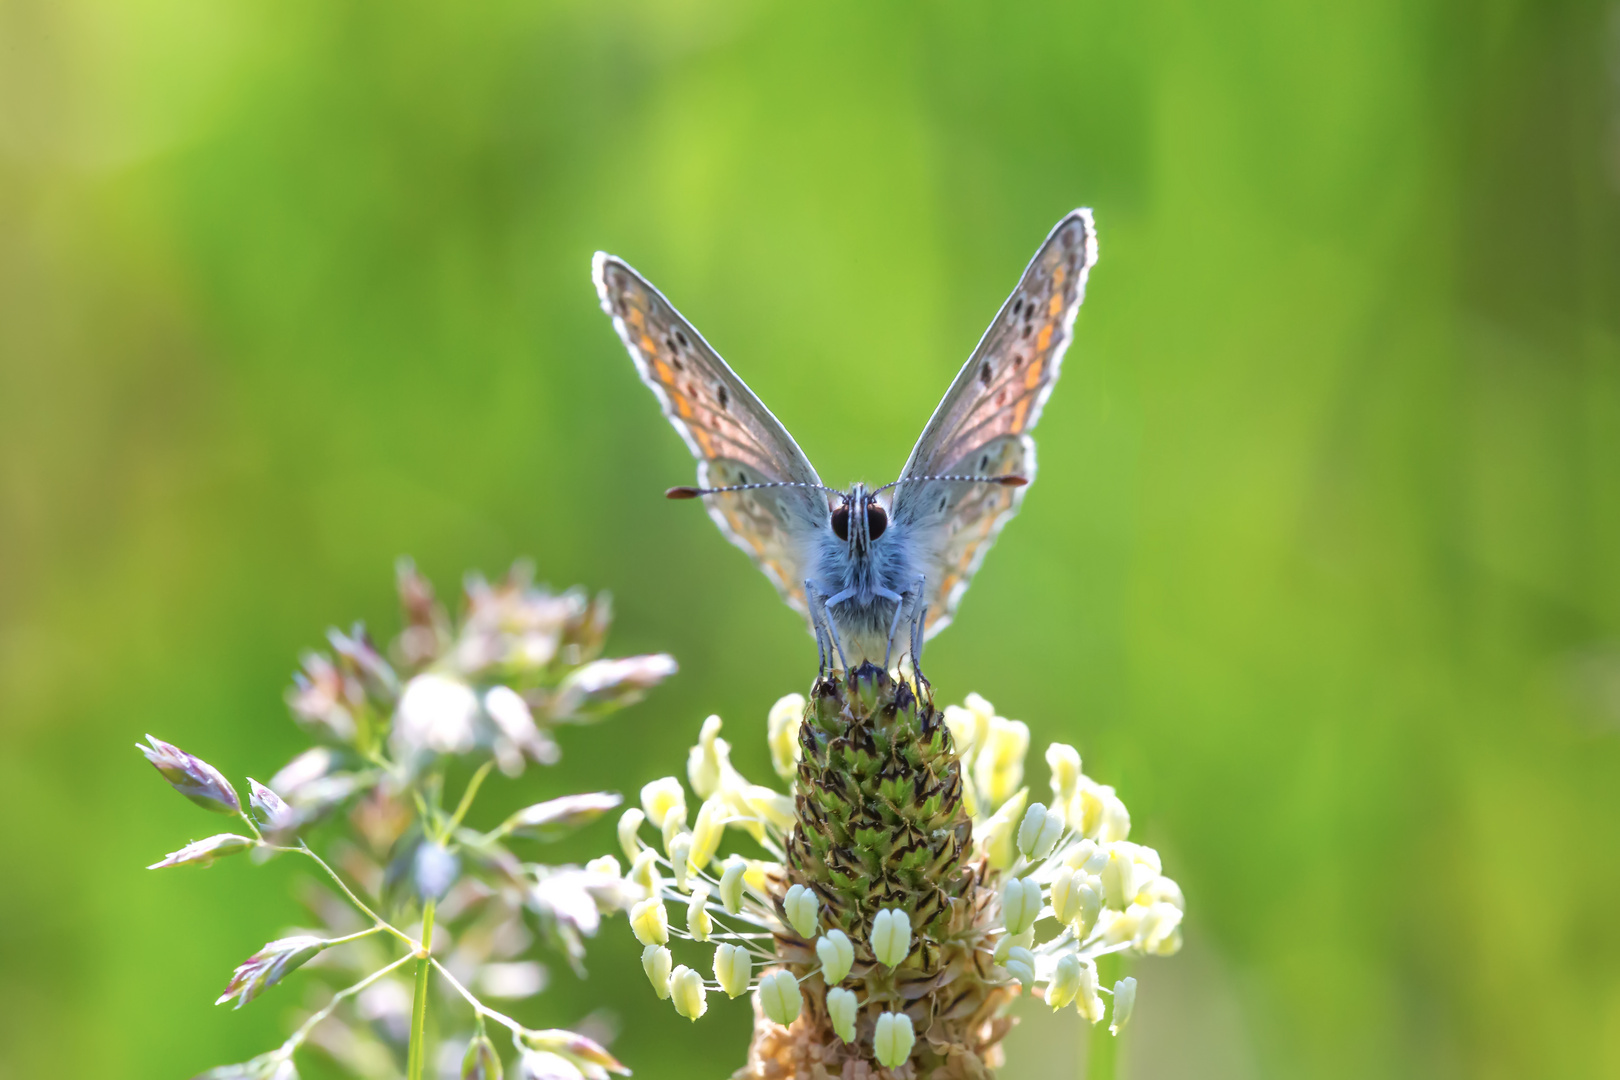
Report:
3,0,1618,1077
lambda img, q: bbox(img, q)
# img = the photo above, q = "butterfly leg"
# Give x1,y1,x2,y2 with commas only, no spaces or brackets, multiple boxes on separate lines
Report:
875,584,908,671
804,580,831,676
908,577,929,688
820,587,857,673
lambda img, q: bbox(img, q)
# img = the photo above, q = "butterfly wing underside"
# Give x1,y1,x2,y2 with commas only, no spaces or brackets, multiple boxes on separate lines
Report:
593,253,826,619
893,209,1098,638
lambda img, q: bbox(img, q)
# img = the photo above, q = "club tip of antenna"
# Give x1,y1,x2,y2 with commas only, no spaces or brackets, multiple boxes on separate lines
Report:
665,486,702,499
998,475,1030,487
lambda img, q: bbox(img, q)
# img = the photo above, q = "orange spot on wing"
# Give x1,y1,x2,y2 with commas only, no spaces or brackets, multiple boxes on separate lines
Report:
640,334,660,359
1024,356,1044,389
654,359,675,384
692,425,713,454
1036,323,1053,351
1048,292,1063,316
1011,397,1030,432
627,307,645,329
1053,265,1067,287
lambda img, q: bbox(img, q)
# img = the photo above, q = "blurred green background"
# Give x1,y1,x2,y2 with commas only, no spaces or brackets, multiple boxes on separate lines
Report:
3,0,1619,1076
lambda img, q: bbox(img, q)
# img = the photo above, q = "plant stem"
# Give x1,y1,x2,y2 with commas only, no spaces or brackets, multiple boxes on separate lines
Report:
444,760,494,837
405,898,437,1080
1086,952,1123,1080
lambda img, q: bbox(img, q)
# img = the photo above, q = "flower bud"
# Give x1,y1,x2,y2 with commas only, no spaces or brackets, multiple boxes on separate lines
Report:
629,897,669,946
1047,953,1081,1010
1109,976,1137,1034
502,793,622,841
689,797,725,871
216,935,326,1008
872,1011,915,1069
826,986,858,1043
1017,801,1063,860
1003,945,1035,989
713,943,751,999
686,886,713,942
550,654,677,721
719,856,747,913
815,929,854,985
1062,837,1101,872
520,1028,626,1076
461,1032,502,1079
767,694,805,780
640,777,687,830
148,832,256,870
617,808,646,861
783,883,819,938
870,908,911,968
757,969,803,1026
687,715,726,798
248,779,298,836
1075,960,1104,1023
139,735,240,814
1046,742,1082,804
666,833,693,891
669,964,707,1020
1101,847,1135,910
1001,877,1042,936
642,944,673,999
584,854,620,879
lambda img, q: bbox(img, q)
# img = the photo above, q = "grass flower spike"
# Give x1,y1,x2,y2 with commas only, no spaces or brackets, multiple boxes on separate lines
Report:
139,559,668,1080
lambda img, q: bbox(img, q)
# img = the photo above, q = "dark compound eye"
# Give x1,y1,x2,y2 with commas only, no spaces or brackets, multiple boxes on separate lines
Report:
866,502,888,540
831,504,850,541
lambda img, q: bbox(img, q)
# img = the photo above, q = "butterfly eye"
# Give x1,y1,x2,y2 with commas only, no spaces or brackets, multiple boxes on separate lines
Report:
831,504,850,541
866,502,888,541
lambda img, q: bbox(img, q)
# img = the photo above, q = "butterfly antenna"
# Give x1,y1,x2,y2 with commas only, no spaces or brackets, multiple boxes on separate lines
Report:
873,473,1029,495
666,481,843,499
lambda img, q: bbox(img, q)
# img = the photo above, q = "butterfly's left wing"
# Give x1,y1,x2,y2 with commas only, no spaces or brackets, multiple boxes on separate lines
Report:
594,253,828,621
892,209,1097,637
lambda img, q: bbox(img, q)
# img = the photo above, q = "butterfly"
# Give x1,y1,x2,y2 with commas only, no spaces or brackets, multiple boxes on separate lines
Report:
593,210,1097,676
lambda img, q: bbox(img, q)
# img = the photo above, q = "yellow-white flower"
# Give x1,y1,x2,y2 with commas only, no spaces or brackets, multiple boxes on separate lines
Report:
870,908,911,968
757,969,802,1026
718,856,746,914
640,776,687,830
1003,945,1035,989
826,986,858,1043
1109,976,1136,1034
713,943,751,999
641,944,672,999
1001,876,1042,936
630,848,661,895
1046,742,1082,805
872,1011,915,1069
973,714,1030,808
617,808,646,861
815,929,854,985
666,833,693,891
669,964,706,1020
977,788,1029,871
783,884,819,938
629,897,668,946
1017,801,1063,860
1047,953,1081,1010
686,885,713,942
767,693,804,781
1075,960,1104,1023
689,797,726,871
687,715,729,798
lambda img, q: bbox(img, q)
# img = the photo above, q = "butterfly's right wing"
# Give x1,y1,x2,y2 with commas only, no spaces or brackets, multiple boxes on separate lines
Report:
594,253,828,619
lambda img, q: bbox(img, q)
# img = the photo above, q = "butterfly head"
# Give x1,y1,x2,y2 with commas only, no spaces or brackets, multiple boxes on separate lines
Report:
829,483,888,555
